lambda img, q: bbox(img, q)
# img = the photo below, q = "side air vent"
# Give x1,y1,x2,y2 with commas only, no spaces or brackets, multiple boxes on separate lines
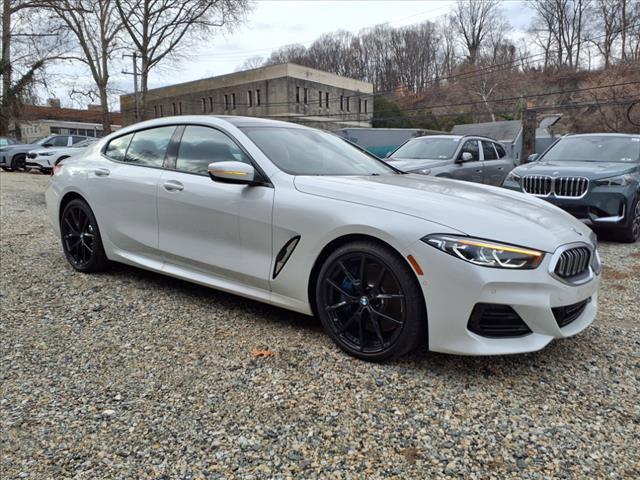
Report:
552,298,590,328
467,303,532,338
273,236,300,279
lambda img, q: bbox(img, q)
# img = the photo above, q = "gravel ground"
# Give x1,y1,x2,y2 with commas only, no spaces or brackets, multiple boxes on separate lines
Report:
1,171,639,479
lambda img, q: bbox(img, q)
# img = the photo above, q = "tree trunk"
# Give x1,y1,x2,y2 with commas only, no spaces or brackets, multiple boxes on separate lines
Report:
1,0,12,135
99,82,111,135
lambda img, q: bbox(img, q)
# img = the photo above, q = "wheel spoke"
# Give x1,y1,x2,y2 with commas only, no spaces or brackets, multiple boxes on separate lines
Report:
64,217,78,234
359,254,366,288
325,299,356,311
372,266,386,290
338,261,359,289
370,314,385,345
337,308,362,333
371,308,403,326
326,279,358,300
374,293,404,300
358,311,365,351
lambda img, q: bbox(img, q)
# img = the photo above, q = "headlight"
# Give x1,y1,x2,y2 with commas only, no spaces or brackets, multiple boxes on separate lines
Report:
504,171,521,184
423,234,544,269
412,168,431,175
594,173,637,187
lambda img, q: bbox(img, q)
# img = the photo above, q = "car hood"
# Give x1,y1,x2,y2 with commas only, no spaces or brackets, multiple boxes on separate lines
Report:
294,174,593,252
388,158,451,172
515,160,638,179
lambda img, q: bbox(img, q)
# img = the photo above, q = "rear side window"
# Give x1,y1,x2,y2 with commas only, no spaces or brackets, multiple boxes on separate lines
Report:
481,141,498,160
176,125,250,174
104,134,133,161
51,136,69,147
72,136,87,144
495,143,506,158
124,126,176,167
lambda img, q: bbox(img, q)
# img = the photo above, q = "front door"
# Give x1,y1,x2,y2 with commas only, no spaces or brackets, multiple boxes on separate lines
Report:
452,140,483,183
157,125,274,290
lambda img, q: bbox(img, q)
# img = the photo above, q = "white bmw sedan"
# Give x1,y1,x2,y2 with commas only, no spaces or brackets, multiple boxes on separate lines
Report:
46,116,601,361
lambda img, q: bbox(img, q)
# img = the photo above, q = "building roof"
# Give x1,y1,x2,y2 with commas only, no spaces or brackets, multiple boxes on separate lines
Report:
452,120,522,141
122,62,374,101
20,104,122,125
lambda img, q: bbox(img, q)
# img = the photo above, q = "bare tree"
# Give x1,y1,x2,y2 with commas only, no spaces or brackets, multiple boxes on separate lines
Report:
237,55,264,71
45,0,122,134
591,0,621,68
115,0,250,119
452,0,502,65
1,0,69,136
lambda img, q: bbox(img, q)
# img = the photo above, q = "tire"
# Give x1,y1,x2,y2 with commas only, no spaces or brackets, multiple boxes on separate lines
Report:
60,199,109,272
315,240,426,362
11,154,27,172
616,196,640,243
1,166,13,172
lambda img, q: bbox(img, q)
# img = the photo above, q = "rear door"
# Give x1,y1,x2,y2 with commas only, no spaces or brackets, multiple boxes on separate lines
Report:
88,125,176,264
157,124,274,290
451,140,483,183
481,140,507,185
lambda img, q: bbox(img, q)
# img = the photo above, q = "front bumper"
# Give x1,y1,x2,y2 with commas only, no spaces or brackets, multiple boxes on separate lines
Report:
408,239,600,355
26,157,52,170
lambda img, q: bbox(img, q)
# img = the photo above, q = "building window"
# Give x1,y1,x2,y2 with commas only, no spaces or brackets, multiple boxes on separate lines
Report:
172,102,177,115
178,102,183,115
224,94,229,110
159,105,163,116
256,89,261,106
247,90,253,107
340,95,344,111
325,92,329,108
303,88,308,104
154,105,158,117
201,98,206,113
232,93,236,109
209,97,213,112
318,91,322,107
358,99,362,113
296,86,300,103
346,97,350,112
364,99,368,113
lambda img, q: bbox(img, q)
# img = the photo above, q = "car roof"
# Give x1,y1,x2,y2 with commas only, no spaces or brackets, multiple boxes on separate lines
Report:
565,133,640,138
408,134,500,142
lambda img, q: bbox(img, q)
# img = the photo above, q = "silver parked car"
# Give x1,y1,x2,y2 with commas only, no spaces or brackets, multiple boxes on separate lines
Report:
387,135,516,186
45,116,600,362
27,138,98,174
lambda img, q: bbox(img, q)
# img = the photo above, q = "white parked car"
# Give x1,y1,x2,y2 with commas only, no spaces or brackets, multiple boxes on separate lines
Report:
27,138,98,173
45,116,601,362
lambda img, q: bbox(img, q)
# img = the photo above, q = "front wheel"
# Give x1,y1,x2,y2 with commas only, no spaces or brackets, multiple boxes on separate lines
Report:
315,241,426,362
616,197,640,243
60,199,109,272
11,154,27,172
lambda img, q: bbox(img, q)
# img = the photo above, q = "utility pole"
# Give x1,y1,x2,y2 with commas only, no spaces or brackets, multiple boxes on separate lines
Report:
122,52,139,122
521,102,537,164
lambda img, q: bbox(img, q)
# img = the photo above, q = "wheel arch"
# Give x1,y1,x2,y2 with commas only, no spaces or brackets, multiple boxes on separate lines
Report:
58,191,88,224
307,233,426,321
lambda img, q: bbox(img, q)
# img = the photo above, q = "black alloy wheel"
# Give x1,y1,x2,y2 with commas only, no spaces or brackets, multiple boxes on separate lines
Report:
11,154,27,172
618,197,640,243
316,241,426,361
60,199,108,272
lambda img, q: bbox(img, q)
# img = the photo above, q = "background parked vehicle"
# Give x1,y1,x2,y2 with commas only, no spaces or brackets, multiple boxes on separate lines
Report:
27,138,98,174
0,134,93,172
0,136,19,147
335,128,446,158
386,135,516,186
503,134,640,243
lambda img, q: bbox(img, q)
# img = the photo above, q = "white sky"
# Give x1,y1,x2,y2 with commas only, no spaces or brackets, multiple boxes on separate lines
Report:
48,0,534,110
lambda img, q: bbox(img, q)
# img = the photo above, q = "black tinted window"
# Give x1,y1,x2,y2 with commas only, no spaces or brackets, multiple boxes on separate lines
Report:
460,141,480,162
72,136,87,144
495,143,506,158
124,126,175,167
104,134,133,161
51,136,69,147
176,126,250,174
482,141,498,160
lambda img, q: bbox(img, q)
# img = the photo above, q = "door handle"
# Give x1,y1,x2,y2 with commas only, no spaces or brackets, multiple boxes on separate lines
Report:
497,167,504,171
94,167,110,177
163,180,184,192
476,169,483,173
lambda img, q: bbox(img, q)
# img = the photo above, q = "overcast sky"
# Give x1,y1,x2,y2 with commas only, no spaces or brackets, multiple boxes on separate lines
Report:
49,0,534,110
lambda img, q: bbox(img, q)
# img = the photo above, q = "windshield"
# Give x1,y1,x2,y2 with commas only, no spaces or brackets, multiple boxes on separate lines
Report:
240,127,396,175
544,136,640,163
390,137,460,160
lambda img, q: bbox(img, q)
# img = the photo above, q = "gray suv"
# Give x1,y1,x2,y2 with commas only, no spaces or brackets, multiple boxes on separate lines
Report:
0,134,92,172
386,135,516,186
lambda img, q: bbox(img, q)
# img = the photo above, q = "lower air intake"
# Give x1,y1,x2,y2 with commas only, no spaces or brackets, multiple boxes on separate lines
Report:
467,303,532,338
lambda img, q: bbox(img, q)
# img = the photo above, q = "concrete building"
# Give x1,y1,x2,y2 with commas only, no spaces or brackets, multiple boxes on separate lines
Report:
120,63,374,130
12,102,122,143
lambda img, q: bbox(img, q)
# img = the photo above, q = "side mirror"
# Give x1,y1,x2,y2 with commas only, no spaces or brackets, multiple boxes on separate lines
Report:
457,152,473,164
527,153,540,163
208,161,258,185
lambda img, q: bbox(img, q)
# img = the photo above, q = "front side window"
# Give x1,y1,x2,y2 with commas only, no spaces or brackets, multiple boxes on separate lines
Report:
104,134,133,161
175,125,250,175
123,126,176,167
481,141,498,160
543,136,640,163
241,126,395,176
460,140,480,162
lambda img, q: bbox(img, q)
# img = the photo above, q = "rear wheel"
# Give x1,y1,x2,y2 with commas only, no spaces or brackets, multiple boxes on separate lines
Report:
315,241,426,361
616,197,640,243
60,199,109,272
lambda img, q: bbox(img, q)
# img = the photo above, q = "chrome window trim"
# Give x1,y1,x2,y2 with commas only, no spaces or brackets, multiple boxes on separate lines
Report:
548,242,598,286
